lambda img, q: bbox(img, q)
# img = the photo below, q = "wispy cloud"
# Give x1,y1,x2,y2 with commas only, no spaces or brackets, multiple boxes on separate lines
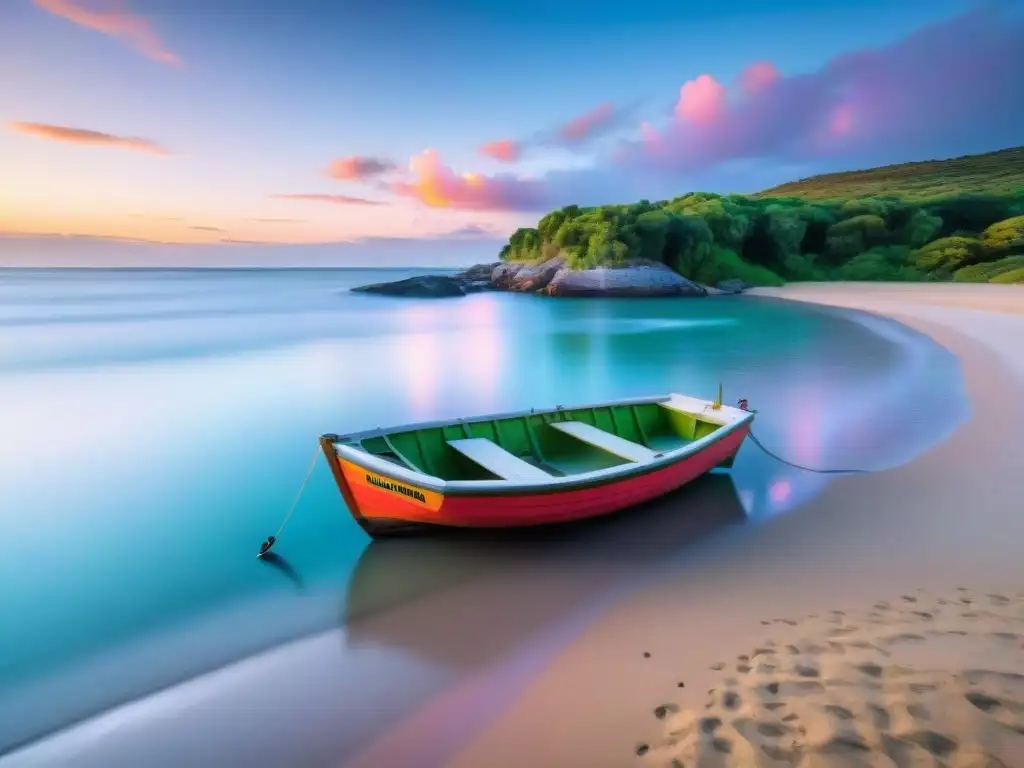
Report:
9,122,169,154
271,193,388,206
479,139,521,163
557,102,620,143
478,102,634,165
439,223,500,239
191,225,224,232
324,156,396,181
0,231,179,247
32,0,180,65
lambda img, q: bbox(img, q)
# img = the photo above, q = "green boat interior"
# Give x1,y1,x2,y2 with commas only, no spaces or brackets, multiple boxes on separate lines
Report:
335,396,738,482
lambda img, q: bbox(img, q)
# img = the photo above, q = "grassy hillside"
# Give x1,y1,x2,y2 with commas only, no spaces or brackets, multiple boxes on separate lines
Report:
499,147,1024,285
755,147,1024,201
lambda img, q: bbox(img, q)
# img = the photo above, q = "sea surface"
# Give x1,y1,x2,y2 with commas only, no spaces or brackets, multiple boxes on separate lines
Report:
0,268,969,766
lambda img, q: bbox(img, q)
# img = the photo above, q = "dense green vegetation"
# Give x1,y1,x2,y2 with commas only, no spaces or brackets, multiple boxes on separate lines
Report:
499,147,1024,285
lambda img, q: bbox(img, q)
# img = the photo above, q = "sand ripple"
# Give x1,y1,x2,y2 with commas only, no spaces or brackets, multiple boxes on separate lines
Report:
638,589,1024,767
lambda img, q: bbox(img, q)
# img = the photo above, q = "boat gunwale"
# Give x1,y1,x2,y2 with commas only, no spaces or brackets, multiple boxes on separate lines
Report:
325,393,754,496
327,394,677,444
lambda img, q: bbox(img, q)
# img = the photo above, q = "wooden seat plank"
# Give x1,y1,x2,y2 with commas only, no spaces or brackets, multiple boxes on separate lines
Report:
548,421,657,463
447,438,552,481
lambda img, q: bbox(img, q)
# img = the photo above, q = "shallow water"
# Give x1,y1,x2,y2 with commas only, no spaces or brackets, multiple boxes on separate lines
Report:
0,268,968,763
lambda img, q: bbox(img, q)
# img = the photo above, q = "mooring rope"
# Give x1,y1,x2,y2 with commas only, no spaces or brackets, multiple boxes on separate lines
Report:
747,428,869,475
259,445,321,554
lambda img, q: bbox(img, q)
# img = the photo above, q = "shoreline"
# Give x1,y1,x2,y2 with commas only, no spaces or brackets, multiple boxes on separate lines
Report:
439,283,1024,767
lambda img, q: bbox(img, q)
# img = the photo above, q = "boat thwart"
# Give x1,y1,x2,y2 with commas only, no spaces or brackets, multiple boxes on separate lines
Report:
319,391,754,537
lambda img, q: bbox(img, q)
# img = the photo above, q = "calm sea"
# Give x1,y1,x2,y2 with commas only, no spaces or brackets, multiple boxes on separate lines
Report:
0,268,968,765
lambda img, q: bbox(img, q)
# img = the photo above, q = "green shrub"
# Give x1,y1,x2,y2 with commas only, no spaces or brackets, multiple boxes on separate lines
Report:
991,267,1024,283
912,236,987,271
902,210,944,247
832,246,921,281
699,247,785,286
981,215,1024,253
952,255,1024,282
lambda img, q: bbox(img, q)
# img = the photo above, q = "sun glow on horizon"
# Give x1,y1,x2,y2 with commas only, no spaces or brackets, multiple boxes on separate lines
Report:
0,205,522,247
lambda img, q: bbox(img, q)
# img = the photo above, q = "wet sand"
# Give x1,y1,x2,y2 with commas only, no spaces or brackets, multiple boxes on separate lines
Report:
441,283,1024,768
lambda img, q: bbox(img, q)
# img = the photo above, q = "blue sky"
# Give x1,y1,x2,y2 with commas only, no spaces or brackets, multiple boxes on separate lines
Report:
1,0,1019,265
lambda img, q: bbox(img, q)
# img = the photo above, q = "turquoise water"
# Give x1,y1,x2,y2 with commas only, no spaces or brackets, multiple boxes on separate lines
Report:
0,269,968,763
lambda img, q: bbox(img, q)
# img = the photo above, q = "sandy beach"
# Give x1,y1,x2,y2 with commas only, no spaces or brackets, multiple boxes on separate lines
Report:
433,283,1024,768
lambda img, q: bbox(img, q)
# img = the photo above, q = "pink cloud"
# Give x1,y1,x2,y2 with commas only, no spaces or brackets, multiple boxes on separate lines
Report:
8,121,169,154
33,0,180,65
271,193,387,206
559,102,617,143
479,139,521,163
391,149,546,211
674,74,728,126
738,61,780,96
619,6,1024,178
324,156,395,181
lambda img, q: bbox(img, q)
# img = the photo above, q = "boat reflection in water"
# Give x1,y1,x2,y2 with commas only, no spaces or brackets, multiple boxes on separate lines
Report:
336,471,746,766
341,470,745,662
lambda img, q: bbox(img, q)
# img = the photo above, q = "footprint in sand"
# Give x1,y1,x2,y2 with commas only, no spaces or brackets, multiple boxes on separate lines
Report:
637,589,1024,767
961,669,1024,733
879,632,928,647
654,703,681,720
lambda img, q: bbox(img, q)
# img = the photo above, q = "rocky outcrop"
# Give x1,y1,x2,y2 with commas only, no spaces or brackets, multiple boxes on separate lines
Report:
491,257,566,292
351,274,467,298
457,262,502,282
544,263,707,297
351,263,502,298
352,258,711,299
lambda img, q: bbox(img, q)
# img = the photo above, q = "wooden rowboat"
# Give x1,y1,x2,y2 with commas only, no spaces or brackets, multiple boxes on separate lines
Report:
319,391,754,538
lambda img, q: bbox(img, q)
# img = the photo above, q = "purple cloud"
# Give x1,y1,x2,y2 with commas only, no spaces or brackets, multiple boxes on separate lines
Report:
621,6,1024,177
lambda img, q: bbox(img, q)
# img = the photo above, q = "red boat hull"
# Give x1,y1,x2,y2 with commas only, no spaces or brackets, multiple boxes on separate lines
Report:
323,425,749,537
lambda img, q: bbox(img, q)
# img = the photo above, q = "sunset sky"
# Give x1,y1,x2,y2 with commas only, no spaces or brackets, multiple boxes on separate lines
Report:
1,0,1022,265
